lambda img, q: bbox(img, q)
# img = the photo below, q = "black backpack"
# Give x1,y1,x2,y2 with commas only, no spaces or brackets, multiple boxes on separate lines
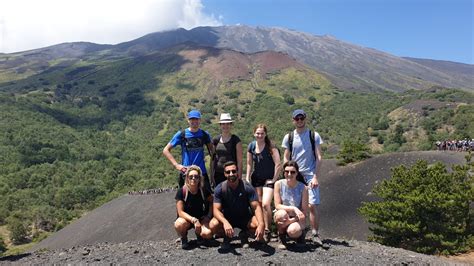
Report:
180,129,211,156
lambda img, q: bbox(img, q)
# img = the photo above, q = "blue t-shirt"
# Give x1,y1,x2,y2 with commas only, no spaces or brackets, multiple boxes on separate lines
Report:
169,128,211,174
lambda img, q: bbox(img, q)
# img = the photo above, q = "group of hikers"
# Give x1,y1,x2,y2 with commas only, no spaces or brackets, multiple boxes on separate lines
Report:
162,109,323,250
435,139,474,152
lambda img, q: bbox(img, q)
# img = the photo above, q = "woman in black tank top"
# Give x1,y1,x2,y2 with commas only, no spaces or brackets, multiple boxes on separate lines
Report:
245,124,281,242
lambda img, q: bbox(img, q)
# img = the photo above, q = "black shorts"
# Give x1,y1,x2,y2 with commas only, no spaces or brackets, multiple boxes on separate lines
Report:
251,177,274,189
227,214,252,230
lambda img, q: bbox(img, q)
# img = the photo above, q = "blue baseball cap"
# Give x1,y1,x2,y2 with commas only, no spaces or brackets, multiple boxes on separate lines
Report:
188,110,201,119
292,109,306,118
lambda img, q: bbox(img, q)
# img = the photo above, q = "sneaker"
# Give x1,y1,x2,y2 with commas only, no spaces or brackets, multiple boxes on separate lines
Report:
221,237,231,251
311,233,323,247
181,237,190,249
239,230,249,248
277,234,287,250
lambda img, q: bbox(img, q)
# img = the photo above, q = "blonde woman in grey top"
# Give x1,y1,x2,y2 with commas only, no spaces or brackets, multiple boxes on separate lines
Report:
273,160,308,249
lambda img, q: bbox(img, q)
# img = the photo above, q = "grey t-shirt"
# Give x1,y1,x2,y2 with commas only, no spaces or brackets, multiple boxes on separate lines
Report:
281,129,323,176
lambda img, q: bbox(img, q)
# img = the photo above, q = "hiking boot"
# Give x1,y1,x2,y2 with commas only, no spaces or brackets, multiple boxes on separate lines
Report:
263,229,271,243
181,237,190,249
311,233,323,247
221,237,231,251
277,234,287,250
196,234,205,246
239,230,249,248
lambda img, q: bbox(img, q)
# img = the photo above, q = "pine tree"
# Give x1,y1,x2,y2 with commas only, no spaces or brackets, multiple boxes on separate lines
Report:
359,160,473,255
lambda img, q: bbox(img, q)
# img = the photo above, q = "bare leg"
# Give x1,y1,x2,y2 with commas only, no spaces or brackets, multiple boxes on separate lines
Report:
262,187,274,232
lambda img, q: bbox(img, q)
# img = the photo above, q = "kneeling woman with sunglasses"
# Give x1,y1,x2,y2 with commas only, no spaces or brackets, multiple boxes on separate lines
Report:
174,165,213,249
273,161,308,249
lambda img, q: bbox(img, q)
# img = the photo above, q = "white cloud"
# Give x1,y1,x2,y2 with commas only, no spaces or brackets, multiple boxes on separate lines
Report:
0,0,223,53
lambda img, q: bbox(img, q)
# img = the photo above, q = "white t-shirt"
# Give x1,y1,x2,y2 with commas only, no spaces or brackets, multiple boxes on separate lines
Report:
281,129,323,176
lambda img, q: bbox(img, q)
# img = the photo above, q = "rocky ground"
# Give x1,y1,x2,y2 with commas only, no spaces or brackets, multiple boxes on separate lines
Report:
1,237,463,265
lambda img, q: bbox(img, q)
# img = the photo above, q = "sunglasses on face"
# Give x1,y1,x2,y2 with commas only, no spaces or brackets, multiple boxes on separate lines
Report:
225,169,237,174
188,174,200,180
284,170,296,175
293,116,305,121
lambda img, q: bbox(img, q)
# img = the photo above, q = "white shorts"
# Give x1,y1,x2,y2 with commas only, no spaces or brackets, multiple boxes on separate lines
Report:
304,174,320,205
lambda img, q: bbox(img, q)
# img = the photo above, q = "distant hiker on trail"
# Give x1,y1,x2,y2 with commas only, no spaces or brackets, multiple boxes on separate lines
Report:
163,110,214,192
211,113,243,187
274,160,308,249
210,161,265,250
282,109,324,246
245,123,281,242
174,165,213,249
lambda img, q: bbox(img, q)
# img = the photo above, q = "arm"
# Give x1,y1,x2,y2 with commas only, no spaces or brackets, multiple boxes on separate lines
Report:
163,143,185,172
207,142,215,187
236,141,243,179
245,151,253,183
250,200,265,240
270,147,281,183
309,145,323,188
283,148,290,164
213,202,234,238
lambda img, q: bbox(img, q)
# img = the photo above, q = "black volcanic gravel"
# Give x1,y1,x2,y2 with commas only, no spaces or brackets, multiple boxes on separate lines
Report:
1,239,458,265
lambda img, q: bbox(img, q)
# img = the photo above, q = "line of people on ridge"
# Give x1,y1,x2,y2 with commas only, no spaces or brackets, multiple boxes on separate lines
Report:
435,139,474,152
162,109,323,250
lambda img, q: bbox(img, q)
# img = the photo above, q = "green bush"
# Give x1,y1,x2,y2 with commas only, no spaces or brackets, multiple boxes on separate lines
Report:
359,160,473,255
337,139,371,165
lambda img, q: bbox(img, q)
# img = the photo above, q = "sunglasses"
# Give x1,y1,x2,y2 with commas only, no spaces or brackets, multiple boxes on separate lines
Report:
225,169,237,174
293,116,305,121
284,170,296,175
188,174,200,180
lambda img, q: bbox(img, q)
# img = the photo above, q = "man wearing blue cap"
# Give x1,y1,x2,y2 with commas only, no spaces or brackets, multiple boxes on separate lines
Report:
163,110,214,191
281,109,324,246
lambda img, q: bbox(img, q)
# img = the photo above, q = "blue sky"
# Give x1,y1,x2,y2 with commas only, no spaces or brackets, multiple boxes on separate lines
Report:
204,0,473,64
1,0,472,64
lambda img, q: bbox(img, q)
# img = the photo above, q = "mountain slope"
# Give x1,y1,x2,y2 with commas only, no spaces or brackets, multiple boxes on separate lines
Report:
116,26,474,92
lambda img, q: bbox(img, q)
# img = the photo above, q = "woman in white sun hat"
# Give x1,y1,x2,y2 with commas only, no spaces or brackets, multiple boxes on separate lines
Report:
211,113,243,187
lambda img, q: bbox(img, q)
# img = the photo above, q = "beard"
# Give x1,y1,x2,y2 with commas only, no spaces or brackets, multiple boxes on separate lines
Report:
227,175,238,183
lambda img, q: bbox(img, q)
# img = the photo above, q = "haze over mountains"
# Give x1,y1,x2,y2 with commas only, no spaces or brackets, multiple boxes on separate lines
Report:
1,25,472,92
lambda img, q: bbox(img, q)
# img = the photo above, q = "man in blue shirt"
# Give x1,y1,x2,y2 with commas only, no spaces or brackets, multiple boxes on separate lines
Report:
163,110,214,191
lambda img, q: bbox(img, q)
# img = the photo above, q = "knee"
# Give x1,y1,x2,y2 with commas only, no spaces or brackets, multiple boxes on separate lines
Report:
200,228,213,239
287,224,302,239
209,217,220,231
274,210,288,222
174,218,189,231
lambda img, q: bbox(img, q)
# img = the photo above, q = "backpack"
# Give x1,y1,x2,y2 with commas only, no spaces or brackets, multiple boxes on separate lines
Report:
248,140,280,160
288,129,316,160
180,129,212,156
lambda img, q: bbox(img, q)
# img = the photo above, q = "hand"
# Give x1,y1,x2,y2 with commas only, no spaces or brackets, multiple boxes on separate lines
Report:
223,221,234,238
176,164,187,173
294,209,305,221
255,224,265,241
194,219,202,234
309,176,319,188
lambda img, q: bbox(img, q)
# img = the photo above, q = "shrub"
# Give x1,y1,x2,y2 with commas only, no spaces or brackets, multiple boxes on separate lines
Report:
283,94,295,105
308,96,317,102
0,235,6,256
359,160,473,255
337,139,370,165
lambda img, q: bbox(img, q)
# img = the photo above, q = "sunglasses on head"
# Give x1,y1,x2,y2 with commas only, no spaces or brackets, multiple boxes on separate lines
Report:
188,174,200,180
284,170,296,175
225,169,237,174
293,116,305,121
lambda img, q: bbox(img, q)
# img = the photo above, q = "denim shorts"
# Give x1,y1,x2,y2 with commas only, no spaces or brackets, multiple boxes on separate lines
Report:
304,174,320,205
